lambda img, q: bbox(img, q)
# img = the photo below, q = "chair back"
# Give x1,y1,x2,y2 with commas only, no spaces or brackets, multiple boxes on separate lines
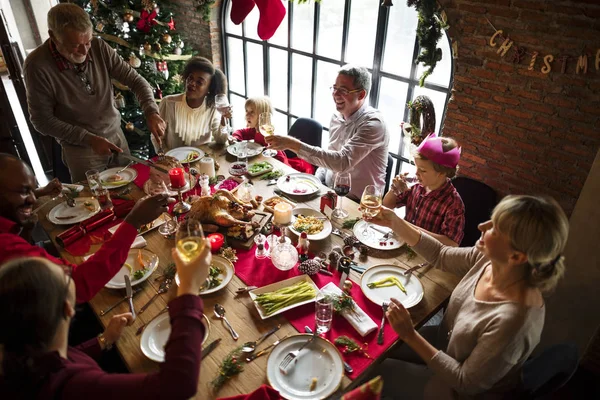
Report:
285,118,323,159
384,154,394,193
521,343,579,398
451,177,497,247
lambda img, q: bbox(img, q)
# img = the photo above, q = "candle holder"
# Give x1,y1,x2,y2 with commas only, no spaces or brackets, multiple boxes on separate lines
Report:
270,221,298,271
168,181,191,215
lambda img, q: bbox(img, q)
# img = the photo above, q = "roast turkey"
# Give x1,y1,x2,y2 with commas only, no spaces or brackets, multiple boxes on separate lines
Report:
188,190,255,227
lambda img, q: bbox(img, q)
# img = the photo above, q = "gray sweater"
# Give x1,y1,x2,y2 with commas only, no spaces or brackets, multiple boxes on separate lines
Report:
413,233,545,396
23,38,159,146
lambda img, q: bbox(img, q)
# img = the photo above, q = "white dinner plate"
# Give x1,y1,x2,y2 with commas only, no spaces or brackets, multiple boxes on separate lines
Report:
174,255,234,295
143,174,197,196
249,275,319,320
353,220,404,250
227,141,264,158
141,313,210,362
99,167,138,188
277,173,321,196
48,197,100,225
266,334,344,400
105,249,159,289
165,146,205,164
289,207,332,241
360,264,424,308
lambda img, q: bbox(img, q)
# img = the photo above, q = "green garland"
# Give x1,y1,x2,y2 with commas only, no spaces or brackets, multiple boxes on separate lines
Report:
407,0,448,86
194,0,216,22
326,293,355,314
211,346,244,391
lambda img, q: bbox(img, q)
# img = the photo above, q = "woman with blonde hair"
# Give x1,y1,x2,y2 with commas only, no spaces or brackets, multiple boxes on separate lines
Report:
367,195,569,399
232,96,289,165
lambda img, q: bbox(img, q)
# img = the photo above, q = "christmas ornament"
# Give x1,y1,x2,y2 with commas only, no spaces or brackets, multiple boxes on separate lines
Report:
123,12,134,23
125,122,135,131
230,0,256,25
162,33,172,44
139,44,145,56
172,74,183,85
96,22,105,32
298,259,320,276
137,9,158,33
154,42,162,51
167,16,176,31
114,92,126,109
406,95,436,145
173,47,182,55
328,248,342,270
143,42,152,52
343,235,359,247
334,336,372,359
177,40,184,48
142,0,154,11
128,55,141,68
155,85,163,100
219,246,238,263
343,280,353,293
156,61,169,79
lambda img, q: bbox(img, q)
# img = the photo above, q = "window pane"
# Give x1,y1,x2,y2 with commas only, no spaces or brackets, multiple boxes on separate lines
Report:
317,0,343,59
346,0,378,66
291,2,314,52
377,77,409,156
246,42,265,98
227,38,245,95
321,128,330,149
230,94,247,131
411,87,449,134
274,112,289,135
314,61,339,127
269,48,288,111
382,4,418,77
290,54,312,117
244,6,261,41
269,2,289,46
224,0,242,36
416,32,453,87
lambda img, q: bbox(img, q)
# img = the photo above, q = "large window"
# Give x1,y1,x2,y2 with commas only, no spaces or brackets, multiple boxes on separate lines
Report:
222,0,453,177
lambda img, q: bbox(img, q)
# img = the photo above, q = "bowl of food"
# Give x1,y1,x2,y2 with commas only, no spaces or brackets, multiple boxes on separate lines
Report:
229,162,248,177
289,207,332,241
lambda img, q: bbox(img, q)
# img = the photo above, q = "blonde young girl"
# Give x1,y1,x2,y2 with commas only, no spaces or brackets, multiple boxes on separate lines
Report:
368,195,569,399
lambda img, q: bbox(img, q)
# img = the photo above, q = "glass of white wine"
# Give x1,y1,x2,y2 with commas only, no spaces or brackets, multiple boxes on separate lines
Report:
259,112,277,158
214,93,233,134
176,218,206,263
360,185,383,238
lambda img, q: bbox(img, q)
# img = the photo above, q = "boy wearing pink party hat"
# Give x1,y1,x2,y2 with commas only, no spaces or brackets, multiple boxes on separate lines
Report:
382,133,465,246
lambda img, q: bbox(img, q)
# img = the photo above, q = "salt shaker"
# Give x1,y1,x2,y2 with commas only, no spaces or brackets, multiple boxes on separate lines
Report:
254,233,268,259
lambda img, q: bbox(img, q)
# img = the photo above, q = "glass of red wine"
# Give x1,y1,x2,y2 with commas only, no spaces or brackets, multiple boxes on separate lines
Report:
332,172,351,219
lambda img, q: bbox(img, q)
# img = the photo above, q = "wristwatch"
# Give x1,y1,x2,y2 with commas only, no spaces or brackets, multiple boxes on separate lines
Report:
97,333,113,351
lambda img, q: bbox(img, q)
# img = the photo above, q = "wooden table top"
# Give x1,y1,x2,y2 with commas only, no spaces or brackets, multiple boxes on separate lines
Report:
37,144,460,399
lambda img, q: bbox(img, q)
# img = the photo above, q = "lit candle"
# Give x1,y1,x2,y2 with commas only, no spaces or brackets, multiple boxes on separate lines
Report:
168,167,186,188
273,202,293,225
207,233,225,253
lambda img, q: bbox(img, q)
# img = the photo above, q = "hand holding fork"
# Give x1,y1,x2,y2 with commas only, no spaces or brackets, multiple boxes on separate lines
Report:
377,301,389,345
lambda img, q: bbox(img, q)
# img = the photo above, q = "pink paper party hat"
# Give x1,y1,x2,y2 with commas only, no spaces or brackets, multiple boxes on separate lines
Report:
416,133,461,168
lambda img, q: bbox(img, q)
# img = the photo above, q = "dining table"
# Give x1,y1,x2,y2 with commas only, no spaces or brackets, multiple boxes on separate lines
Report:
36,142,461,399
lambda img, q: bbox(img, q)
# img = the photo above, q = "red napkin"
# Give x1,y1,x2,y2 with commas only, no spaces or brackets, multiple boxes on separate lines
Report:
216,384,281,400
341,376,383,400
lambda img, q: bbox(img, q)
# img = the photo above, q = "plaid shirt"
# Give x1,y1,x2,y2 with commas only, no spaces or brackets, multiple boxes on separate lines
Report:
49,39,92,72
396,180,465,244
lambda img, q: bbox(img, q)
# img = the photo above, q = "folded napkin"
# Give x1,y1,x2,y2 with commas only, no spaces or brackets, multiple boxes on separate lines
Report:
321,282,378,337
82,236,146,261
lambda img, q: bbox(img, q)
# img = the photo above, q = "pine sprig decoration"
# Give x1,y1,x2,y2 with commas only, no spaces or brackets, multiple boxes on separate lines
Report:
193,0,216,22
211,346,244,391
342,217,360,229
334,336,373,359
401,244,417,260
326,293,355,314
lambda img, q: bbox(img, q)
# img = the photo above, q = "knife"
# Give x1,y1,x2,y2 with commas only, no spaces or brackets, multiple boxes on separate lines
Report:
245,335,288,362
201,338,222,360
124,275,136,320
304,326,354,374
113,151,170,174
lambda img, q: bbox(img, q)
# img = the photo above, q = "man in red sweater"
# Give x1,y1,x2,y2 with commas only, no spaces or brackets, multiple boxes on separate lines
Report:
0,153,171,303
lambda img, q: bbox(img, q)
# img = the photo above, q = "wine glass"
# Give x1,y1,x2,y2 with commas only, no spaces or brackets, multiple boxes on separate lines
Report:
214,94,232,134
176,218,206,262
259,112,277,158
332,172,351,219
360,185,383,238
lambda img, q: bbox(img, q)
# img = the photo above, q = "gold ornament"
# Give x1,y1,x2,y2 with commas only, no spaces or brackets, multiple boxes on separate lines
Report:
123,13,134,23
125,122,135,132
114,93,126,109
96,22,104,32
142,0,153,11
128,55,141,68
172,74,183,84
162,34,172,44
143,42,152,52
343,280,353,293
154,42,162,51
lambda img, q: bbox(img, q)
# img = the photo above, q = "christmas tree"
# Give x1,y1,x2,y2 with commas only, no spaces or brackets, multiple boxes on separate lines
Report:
75,0,194,157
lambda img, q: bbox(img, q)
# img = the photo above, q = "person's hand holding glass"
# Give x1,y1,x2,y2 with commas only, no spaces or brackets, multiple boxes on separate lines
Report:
214,94,233,135
259,112,277,158
332,172,351,219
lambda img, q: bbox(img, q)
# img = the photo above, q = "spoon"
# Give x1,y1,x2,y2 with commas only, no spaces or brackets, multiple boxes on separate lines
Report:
241,324,281,354
214,303,239,340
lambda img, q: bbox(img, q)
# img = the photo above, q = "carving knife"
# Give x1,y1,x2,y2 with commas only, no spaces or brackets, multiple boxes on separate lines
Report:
112,151,170,174
124,275,136,320
201,338,222,360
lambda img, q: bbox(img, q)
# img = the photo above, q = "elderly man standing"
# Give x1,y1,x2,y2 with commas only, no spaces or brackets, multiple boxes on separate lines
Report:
266,65,389,199
23,3,166,182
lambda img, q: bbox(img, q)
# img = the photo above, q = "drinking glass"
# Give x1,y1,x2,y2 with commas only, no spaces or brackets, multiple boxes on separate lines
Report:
176,218,205,262
214,94,233,134
392,174,418,196
237,181,254,203
146,181,178,237
360,185,383,237
332,172,351,219
315,293,333,334
85,169,102,196
259,112,277,158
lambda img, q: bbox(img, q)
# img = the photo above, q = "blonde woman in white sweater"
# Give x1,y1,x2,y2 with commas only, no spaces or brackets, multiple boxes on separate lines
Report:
152,57,231,152
368,195,569,399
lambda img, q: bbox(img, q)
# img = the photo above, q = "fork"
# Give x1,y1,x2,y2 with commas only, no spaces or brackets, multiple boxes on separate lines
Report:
403,262,428,279
279,332,317,374
138,278,172,314
377,301,389,345
116,161,134,175
246,335,289,362
157,142,166,161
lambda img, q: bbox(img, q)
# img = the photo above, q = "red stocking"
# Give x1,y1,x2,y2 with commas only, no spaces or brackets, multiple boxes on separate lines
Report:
255,0,286,41
230,0,255,25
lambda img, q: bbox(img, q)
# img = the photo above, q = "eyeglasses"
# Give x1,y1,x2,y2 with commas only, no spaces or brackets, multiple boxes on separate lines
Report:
330,86,363,96
76,70,95,95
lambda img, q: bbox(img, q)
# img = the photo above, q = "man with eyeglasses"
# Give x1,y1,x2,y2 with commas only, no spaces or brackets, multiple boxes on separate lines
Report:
23,3,166,182
265,64,389,199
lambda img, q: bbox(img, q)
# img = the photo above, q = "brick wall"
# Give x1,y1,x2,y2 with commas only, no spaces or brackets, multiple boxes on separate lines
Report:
439,0,600,215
